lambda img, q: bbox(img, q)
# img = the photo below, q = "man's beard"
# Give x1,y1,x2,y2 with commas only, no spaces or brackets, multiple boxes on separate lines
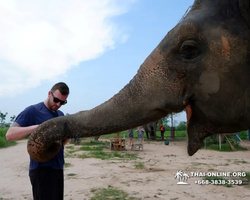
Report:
48,100,59,111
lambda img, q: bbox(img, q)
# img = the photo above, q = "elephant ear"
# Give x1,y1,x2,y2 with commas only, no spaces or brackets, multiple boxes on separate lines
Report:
238,0,250,29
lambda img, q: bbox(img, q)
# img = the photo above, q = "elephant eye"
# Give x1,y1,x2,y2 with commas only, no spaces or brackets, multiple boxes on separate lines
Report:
179,40,201,59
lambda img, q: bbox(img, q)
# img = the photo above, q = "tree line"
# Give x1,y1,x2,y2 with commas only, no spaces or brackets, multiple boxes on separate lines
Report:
158,115,187,131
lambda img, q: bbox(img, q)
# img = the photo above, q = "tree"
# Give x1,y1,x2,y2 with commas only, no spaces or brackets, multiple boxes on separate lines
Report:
158,116,169,126
176,121,187,130
10,115,16,123
0,111,8,127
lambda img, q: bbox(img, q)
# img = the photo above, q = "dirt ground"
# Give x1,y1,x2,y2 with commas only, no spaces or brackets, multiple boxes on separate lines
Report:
0,139,250,200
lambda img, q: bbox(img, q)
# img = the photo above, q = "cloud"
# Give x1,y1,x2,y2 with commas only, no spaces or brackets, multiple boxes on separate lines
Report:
0,0,135,97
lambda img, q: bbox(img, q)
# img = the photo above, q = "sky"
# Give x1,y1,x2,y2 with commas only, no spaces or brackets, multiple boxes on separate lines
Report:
0,0,194,125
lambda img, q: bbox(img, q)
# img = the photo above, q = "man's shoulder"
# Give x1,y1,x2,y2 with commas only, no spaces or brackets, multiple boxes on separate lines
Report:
22,103,41,113
57,110,64,116
24,102,43,110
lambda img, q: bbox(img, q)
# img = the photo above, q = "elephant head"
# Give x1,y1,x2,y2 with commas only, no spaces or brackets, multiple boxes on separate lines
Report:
28,0,250,162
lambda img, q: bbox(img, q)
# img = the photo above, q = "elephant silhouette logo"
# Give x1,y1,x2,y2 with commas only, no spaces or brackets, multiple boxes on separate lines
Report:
174,170,190,185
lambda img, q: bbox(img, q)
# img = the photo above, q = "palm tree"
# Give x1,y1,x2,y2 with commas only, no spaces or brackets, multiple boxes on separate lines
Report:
183,173,189,182
174,170,183,182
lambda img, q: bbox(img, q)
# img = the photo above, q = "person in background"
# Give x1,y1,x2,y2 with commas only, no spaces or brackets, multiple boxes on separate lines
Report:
160,124,165,140
136,126,145,142
6,82,70,200
128,128,134,146
73,137,80,145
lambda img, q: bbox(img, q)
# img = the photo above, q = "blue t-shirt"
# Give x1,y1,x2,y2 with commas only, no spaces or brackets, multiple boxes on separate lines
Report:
15,102,65,171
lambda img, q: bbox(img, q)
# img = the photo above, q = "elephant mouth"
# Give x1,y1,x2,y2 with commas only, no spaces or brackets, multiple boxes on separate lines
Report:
185,104,200,156
185,103,211,156
185,104,192,128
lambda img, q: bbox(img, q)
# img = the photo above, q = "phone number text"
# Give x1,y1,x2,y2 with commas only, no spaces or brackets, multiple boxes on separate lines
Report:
195,179,243,185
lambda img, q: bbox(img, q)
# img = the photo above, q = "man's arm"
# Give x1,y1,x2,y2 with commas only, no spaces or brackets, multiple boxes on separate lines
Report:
5,122,39,141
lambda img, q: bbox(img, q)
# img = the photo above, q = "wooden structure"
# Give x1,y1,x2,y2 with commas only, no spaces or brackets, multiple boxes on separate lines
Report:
110,133,126,151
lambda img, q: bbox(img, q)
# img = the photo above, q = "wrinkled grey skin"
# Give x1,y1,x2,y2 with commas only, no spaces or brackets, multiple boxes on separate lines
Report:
143,121,158,140
28,0,250,162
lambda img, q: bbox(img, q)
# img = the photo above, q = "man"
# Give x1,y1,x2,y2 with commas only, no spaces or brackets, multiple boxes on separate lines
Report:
6,82,70,200
160,124,165,140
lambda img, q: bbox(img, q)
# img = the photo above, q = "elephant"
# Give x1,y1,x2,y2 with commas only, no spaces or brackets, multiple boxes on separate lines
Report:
27,0,250,162
143,121,158,140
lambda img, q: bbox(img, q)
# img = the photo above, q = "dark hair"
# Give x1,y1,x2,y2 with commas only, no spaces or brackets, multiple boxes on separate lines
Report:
51,82,69,95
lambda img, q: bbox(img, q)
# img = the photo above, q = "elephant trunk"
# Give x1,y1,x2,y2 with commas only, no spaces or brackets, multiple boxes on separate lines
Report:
28,47,182,162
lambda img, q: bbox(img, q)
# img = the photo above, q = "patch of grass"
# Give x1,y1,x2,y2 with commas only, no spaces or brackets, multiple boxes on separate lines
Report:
98,133,127,139
67,173,77,177
245,172,250,181
79,146,105,151
83,141,108,146
241,172,250,186
78,151,138,160
202,135,248,152
0,128,16,148
208,168,216,171
64,162,72,168
78,141,109,151
66,145,74,150
66,149,77,154
233,160,248,164
90,185,140,200
213,143,247,151
192,162,207,166
134,162,145,169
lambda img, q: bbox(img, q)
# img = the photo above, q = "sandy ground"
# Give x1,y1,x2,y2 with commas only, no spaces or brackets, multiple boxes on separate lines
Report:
0,139,250,200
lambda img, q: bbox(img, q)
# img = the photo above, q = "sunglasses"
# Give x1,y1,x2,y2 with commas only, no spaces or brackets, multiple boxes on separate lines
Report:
51,91,67,105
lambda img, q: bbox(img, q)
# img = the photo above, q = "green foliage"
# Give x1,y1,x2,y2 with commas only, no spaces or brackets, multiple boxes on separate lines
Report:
10,115,16,123
158,116,170,127
202,135,248,151
78,141,108,151
134,162,145,169
77,151,137,160
159,130,187,139
67,173,77,177
97,132,127,139
64,163,72,168
245,172,250,182
65,140,138,160
175,121,187,131
0,111,8,123
79,146,105,151
237,131,249,140
0,111,16,127
0,128,16,148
